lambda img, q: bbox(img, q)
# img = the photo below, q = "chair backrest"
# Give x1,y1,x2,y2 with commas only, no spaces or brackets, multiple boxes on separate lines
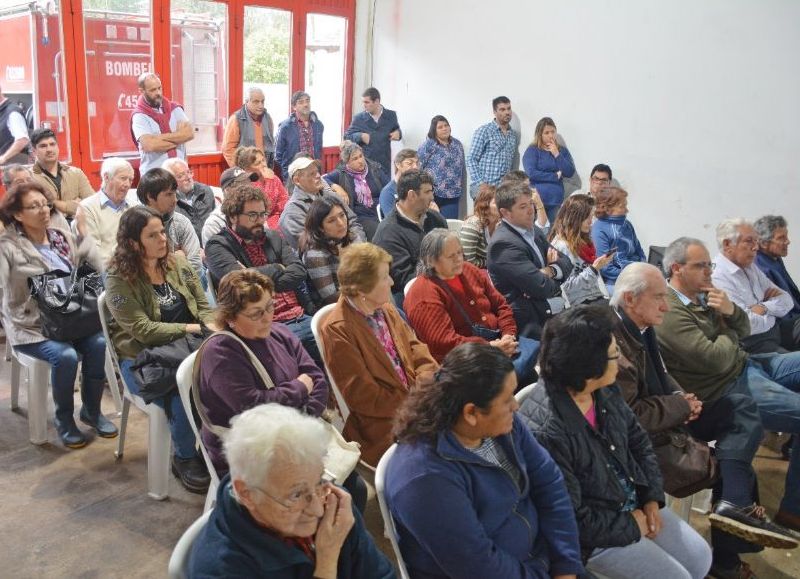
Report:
403,277,417,297
97,292,131,400
376,203,384,222
167,509,213,579
446,218,464,234
176,352,221,504
310,303,350,423
375,444,411,579
647,245,667,277
514,383,538,403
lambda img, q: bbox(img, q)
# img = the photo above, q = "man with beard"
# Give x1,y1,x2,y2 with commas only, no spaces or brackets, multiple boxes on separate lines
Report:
136,168,203,274
205,185,320,361
466,96,519,199
130,73,194,175
275,91,324,183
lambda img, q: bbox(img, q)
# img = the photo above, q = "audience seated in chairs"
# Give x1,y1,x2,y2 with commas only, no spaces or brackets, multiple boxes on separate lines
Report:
611,262,776,578
201,167,258,246
548,194,612,306
0,181,115,448
518,305,713,579
405,228,539,386
319,243,438,466
299,195,360,307
105,205,215,494
2,164,70,231
378,148,419,221
234,145,288,230
591,186,645,293
161,158,218,245
188,404,395,579
459,183,499,269
323,140,389,241
385,342,584,578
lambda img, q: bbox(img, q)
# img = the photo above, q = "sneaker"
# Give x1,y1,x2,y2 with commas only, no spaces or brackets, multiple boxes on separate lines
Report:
79,408,119,438
709,561,757,579
709,500,798,549
171,455,211,494
55,418,88,449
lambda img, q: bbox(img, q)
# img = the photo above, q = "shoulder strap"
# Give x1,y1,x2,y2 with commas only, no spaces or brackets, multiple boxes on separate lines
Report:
429,276,476,335
191,331,276,438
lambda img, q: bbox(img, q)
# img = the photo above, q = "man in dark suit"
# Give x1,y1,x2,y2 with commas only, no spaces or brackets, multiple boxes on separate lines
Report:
488,180,571,338
343,87,401,174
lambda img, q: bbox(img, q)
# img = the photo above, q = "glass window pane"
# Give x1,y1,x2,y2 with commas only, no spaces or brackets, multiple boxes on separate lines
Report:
82,0,152,161
243,6,291,122
171,0,228,155
0,1,71,162
305,14,346,147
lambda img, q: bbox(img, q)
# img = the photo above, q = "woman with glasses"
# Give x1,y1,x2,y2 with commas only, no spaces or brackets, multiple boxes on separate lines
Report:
189,404,394,578
106,205,217,493
518,305,711,579
0,181,115,448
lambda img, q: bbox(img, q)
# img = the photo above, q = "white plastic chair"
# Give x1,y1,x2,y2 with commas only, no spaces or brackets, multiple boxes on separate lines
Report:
310,304,351,423
446,218,464,234
376,203,384,222
98,292,172,500
167,509,212,579
514,383,538,403
176,352,220,513
375,444,411,579
9,349,51,445
403,277,417,297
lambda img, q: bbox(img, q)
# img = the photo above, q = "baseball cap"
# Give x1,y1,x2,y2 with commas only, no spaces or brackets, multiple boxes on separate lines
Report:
220,167,258,189
287,157,320,179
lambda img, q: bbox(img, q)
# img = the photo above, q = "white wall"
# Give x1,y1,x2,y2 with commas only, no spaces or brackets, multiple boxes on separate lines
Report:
353,0,800,270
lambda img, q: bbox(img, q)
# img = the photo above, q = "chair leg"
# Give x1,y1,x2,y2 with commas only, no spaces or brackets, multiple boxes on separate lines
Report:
115,399,131,459
27,362,50,445
147,407,171,501
105,354,123,416
10,354,20,410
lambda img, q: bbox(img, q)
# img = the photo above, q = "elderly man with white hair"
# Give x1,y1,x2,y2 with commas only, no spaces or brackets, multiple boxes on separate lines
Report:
75,158,139,267
161,158,217,244
222,86,275,168
712,218,797,354
189,404,395,578
611,262,769,578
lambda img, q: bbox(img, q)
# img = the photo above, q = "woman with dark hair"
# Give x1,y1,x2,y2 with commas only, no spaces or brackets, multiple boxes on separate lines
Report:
385,342,583,579
591,186,645,292
458,183,499,268
235,145,288,230
299,195,358,306
549,194,612,306
522,117,576,224
417,115,465,219
323,141,389,240
0,181,114,448
518,306,711,579
105,205,217,493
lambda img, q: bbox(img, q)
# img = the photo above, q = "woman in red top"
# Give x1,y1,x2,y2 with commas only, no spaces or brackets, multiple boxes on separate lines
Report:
404,228,539,386
235,146,287,230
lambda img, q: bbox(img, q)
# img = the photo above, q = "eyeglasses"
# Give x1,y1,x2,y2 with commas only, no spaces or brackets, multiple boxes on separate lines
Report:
251,471,335,512
243,211,269,222
22,202,54,212
241,301,275,320
591,176,611,184
607,346,621,361
684,261,716,271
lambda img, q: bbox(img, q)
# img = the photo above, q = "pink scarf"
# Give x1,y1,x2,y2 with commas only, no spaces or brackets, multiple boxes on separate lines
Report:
344,165,372,208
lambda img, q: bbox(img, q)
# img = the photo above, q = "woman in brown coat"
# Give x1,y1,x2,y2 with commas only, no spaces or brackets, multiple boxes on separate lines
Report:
320,242,438,466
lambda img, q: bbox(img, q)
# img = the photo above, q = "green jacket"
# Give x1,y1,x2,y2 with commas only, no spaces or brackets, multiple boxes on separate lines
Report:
105,254,215,360
657,287,750,402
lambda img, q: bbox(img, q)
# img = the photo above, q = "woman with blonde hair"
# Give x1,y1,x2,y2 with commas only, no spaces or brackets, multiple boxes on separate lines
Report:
319,242,437,465
234,145,288,230
523,116,576,224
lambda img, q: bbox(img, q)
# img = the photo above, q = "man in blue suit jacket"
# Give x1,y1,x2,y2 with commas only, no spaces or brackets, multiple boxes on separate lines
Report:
488,180,572,339
343,87,401,174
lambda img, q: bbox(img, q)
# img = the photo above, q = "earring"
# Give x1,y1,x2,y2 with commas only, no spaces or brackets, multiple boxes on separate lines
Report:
361,296,366,302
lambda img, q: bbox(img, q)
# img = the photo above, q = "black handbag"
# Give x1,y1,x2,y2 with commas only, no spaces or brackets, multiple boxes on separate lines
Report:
651,427,718,498
28,262,104,342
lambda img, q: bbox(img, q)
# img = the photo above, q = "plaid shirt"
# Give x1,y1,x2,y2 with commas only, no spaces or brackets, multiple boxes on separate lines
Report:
466,120,519,186
297,117,315,156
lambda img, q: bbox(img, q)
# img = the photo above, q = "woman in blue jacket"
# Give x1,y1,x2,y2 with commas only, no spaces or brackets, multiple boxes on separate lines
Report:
523,117,576,224
385,342,584,579
590,186,645,292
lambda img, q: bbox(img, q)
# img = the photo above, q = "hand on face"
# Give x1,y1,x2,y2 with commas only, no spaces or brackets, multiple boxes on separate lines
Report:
699,286,734,315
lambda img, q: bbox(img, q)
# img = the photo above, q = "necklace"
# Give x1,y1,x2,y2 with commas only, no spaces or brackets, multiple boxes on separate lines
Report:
152,282,175,306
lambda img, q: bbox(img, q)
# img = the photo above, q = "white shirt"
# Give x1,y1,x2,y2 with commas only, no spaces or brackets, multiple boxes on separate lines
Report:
131,106,190,175
5,108,28,140
712,253,793,335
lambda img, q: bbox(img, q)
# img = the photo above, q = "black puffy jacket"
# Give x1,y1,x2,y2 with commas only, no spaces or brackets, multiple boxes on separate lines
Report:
517,382,665,561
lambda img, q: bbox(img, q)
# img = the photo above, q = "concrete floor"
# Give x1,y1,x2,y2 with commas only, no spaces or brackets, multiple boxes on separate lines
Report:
0,341,798,578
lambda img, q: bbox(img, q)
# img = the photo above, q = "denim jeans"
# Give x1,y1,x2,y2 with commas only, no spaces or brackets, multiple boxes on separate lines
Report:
586,508,712,579
434,195,460,219
512,336,540,386
733,352,800,515
15,332,107,423
119,358,198,460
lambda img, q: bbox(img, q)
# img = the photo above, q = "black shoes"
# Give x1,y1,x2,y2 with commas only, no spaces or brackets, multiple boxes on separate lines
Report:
709,500,798,549
171,455,211,494
55,418,87,449
79,407,119,438
709,561,757,579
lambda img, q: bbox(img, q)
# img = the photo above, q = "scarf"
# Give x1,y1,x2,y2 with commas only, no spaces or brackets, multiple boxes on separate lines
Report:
344,164,372,208
130,95,183,157
578,241,597,264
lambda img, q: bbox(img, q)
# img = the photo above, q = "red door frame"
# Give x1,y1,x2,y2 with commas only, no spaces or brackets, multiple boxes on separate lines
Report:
61,0,354,188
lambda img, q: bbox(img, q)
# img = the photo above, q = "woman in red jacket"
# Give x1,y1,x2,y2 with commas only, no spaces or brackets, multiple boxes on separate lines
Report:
405,228,539,386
